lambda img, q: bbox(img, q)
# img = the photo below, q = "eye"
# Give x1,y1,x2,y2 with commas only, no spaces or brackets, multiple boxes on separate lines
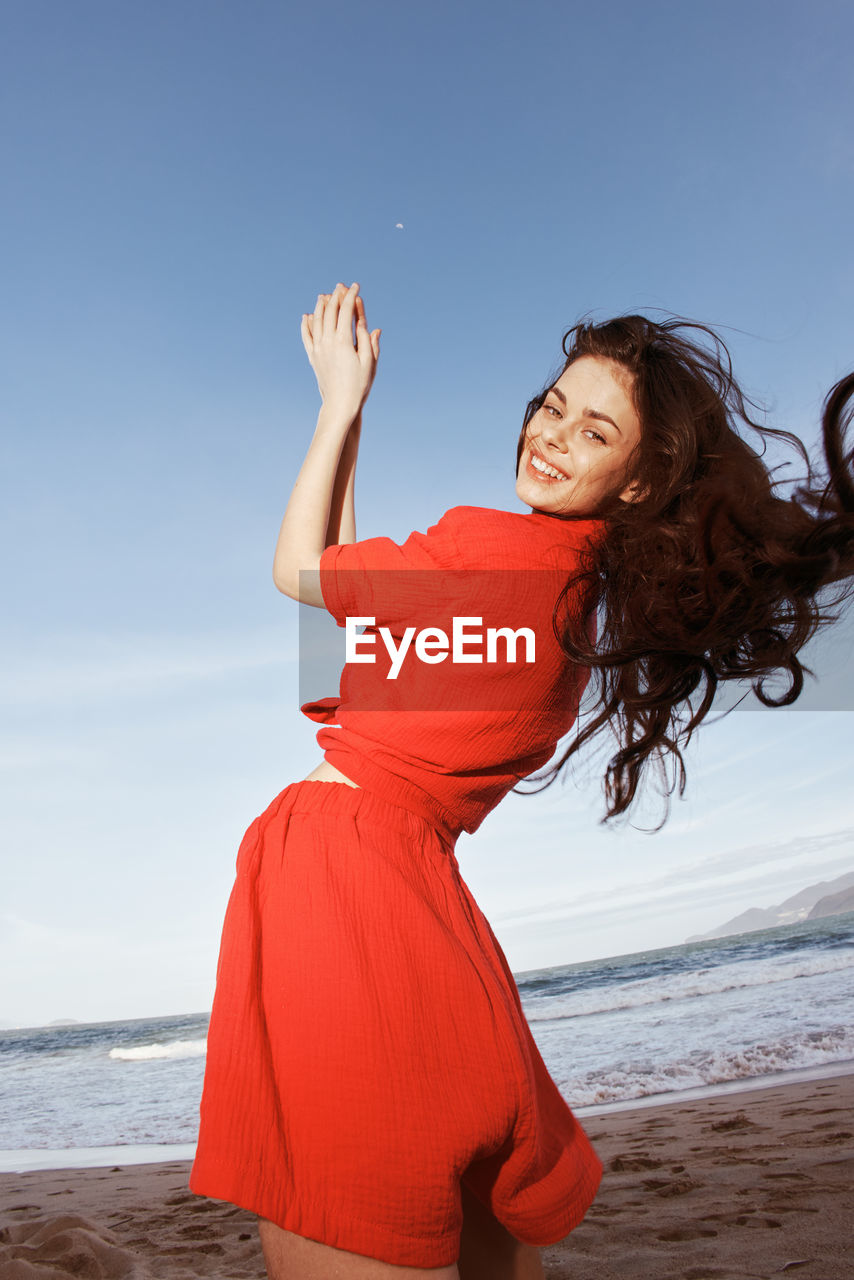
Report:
584,427,607,445
542,402,561,418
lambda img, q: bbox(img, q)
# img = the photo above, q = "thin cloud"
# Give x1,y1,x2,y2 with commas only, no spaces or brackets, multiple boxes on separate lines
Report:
493,827,854,927
0,629,298,706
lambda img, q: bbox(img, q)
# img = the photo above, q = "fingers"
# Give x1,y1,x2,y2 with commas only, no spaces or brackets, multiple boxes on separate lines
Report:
310,292,327,353
355,299,380,366
338,282,359,338
322,282,354,338
306,284,374,361
354,295,369,361
321,286,338,336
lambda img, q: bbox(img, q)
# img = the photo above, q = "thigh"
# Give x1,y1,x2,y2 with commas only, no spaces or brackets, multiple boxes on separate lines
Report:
457,1186,544,1280
258,1218,459,1280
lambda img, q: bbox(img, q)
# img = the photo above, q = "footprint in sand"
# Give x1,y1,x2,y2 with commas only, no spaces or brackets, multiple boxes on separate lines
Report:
706,1112,757,1132
656,1226,718,1241
178,1223,224,1240
681,1267,732,1279
764,1203,820,1215
161,1240,225,1256
608,1154,663,1171
641,1177,698,1197
164,1192,196,1206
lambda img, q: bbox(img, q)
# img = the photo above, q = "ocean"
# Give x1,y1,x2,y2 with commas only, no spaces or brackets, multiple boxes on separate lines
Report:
2,912,852,1171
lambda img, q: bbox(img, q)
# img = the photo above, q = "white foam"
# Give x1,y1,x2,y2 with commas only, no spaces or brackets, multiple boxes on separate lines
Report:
558,1024,854,1107
108,1038,207,1062
573,1058,854,1116
0,1143,197,1173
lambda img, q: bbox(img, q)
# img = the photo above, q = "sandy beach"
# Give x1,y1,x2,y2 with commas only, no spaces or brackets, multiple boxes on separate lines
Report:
0,1073,851,1279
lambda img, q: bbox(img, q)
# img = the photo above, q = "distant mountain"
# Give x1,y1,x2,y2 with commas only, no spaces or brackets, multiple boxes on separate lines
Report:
686,870,854,942
808,885,854,920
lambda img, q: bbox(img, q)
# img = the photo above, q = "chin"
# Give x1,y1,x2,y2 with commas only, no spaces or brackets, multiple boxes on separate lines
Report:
520,492,567,517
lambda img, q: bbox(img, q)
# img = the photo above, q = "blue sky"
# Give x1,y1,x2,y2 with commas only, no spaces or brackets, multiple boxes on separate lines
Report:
2,0,853,1026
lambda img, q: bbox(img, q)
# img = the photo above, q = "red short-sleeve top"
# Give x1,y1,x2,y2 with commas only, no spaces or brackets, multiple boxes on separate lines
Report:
300,505,600,840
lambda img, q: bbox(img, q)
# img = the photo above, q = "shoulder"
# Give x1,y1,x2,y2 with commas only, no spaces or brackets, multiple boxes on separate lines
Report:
437,505,602,568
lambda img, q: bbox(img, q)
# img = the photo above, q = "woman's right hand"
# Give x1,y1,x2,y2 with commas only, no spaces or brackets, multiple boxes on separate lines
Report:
300,283,381,422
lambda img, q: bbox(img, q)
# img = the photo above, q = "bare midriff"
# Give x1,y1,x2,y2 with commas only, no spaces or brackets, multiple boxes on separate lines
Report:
302,759,361,788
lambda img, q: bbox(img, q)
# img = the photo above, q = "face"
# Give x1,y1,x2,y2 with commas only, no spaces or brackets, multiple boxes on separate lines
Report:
515,356,642,516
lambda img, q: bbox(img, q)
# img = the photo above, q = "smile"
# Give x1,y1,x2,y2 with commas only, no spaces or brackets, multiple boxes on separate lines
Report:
528,449,571,481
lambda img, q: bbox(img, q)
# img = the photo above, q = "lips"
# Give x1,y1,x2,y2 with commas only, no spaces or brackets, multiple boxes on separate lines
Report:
526,446,571,482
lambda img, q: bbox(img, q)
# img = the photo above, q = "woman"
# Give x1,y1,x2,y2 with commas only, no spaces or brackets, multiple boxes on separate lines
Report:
190,283,853,1278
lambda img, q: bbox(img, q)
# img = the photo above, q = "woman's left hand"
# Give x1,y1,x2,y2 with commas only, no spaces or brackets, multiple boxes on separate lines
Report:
301,283,381,422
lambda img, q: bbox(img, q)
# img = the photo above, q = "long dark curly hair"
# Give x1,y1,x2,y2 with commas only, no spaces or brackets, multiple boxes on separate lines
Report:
515,315,854,824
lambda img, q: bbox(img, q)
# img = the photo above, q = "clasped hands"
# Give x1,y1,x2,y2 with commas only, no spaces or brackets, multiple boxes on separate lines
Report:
301,283,381,423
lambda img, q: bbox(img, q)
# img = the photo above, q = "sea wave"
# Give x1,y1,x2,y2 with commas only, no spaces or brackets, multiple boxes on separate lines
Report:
108,1038,207,1062
559,1024,854,1107
524,949,854,1022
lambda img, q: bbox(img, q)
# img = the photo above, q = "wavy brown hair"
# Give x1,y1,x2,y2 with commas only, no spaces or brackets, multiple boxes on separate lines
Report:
515,315,854,824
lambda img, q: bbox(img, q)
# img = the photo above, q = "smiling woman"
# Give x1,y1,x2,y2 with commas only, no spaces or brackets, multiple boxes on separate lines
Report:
189,287,854,1280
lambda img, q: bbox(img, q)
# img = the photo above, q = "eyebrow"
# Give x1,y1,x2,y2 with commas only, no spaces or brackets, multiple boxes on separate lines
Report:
546,386,623,435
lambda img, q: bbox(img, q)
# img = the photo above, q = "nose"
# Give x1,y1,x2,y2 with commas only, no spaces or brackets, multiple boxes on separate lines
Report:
538,415,570,456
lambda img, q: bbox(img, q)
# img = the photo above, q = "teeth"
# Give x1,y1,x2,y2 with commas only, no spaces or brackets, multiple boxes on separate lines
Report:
531,453,568,480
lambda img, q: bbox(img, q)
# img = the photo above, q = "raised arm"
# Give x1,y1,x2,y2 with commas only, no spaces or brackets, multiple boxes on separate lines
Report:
327,410,361,548
272,283,380,605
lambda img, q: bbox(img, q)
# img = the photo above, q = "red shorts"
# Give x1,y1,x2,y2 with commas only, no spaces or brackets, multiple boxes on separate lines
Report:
189,780,602,1267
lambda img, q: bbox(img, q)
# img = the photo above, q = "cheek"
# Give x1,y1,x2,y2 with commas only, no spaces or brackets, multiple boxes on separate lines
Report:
576,449,619,489
574,443,598,475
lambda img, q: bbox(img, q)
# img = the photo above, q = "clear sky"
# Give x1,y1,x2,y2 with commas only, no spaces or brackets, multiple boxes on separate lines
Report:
2,0,853,1027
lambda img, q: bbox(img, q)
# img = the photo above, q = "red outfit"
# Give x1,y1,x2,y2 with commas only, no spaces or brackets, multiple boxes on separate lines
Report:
190,505,604,1267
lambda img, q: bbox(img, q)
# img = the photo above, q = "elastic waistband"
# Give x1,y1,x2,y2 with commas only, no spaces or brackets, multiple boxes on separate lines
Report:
282,780,460,852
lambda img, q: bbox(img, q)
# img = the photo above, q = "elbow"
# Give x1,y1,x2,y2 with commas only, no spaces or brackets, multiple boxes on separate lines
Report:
272,567,298,600
272,547,302,599
272,556,325,606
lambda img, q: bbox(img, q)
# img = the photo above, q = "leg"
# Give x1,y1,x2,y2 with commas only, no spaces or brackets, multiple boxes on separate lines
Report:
457,1185,545,1280
258,1218,460,1280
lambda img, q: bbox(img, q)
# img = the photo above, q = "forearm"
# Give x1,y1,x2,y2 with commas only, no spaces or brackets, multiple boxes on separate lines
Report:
326,412,361,546
274,283,378,601
272,406,360,600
